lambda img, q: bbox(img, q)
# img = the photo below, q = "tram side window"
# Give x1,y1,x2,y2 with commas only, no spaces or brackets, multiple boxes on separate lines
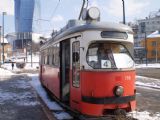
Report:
72,41,80,88
51,43,60,67
54,44,60,66
47,55,49,65
42,56,45,64
49,48,52,65
45,55,48,64
52,54,54,65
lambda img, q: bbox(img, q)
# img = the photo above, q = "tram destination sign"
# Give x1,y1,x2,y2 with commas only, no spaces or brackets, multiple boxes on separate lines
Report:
101,31,128,39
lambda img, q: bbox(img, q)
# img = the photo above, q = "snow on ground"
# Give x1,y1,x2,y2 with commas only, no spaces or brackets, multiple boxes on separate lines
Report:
0,74,39,106
128,111,160,120
136,76,160,89
26,55,39,63
1,62,39,72
0,91,39,106
136,63,160,68
0,68,15,78
29,74,73,120
2,54,39,72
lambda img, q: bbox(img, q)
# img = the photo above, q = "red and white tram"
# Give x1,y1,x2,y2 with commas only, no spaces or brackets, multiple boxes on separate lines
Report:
39,7,136,117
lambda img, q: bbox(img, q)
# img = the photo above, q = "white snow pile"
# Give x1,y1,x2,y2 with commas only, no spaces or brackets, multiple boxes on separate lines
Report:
1,55,39,71
136,76,160,89
136,63,160,68
29,74,73,120
2,63,39,71
0,68,14,78
129,111,160,120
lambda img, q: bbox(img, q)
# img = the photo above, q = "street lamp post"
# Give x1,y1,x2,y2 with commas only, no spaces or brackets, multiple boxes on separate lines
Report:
0,26,1,66
145,32,148,66
2,12,7,64
156,40,158,63
122,0,126,24
31,33,33,67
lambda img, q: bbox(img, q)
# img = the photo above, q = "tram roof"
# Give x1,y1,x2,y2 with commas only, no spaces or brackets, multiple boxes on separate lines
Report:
40,20,133,50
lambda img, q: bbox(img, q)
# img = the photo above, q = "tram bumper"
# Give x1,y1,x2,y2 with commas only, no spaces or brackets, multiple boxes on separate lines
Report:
82,95,136,105
81,95,136,116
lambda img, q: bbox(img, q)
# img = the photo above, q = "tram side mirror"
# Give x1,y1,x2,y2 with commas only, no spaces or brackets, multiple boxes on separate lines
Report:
73,52,79,62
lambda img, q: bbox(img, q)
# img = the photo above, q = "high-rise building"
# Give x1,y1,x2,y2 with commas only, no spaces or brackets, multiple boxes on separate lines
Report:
14,0,35,49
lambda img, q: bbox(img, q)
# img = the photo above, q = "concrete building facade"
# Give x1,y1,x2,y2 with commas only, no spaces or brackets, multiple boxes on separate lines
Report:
134,9,160,47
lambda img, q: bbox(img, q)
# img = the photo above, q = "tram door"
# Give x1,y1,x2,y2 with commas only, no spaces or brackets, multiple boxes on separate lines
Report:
60,40,70,103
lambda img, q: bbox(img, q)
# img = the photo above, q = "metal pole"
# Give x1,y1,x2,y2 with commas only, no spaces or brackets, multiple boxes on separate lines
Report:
122,0,126,24
145,32,148,65
78,0,85,20
156,40,158,63
0,26,1,67
2,12,6,64
31,32,32,67
26,46,27,62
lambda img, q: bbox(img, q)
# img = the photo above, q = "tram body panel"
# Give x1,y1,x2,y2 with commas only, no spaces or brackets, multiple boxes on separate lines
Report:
80,70,136,116
41,65,60,98
81,70,135,97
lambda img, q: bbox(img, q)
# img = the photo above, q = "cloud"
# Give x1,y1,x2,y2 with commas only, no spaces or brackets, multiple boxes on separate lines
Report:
50,15,65,30
104,0,151,17
88,0,99,7
51,15,64,22
0,0,14,15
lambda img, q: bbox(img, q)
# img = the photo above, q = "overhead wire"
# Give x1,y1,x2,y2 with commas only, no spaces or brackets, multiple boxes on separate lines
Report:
50,0,61,20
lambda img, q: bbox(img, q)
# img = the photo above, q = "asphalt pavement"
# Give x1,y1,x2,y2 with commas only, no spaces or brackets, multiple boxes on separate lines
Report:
0,74,50,120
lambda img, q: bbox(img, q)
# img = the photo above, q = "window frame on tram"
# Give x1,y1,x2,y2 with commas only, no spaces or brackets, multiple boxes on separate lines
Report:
40,43,60,67
72,41,80,88
86,42,134,70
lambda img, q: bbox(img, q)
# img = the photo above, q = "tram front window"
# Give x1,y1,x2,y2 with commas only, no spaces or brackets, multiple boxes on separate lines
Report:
86,43,134,69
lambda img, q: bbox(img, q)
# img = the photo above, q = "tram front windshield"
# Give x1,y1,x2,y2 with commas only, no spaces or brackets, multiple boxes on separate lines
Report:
86,42,134,69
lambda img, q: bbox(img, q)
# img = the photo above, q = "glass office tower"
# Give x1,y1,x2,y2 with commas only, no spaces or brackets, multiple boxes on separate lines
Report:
14,0,35,49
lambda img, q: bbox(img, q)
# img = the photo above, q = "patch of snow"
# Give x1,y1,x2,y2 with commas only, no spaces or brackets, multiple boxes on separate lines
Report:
53,112,73,120
0,68,14,81
29,74,63,110
0,68,14,77
136,76,160,89
1,55,39,71
26,55,39,63
29,74,73,120
17,101,40,106
136,63,160,68
11,80,31,89
0,90,39,106
2,62,39,71
129,111,160,120
25,63,39,69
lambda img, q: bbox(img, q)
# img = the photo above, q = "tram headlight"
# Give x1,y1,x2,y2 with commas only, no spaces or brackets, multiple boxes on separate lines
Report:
82,7,100,21
88,7,100,20
114,86,124,97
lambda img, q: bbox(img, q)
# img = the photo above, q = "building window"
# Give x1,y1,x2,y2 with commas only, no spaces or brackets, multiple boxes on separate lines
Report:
152,41,156,46
151,50,156,56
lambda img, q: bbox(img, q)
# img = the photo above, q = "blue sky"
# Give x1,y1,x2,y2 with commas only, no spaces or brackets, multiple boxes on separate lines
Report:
0,0,160,36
